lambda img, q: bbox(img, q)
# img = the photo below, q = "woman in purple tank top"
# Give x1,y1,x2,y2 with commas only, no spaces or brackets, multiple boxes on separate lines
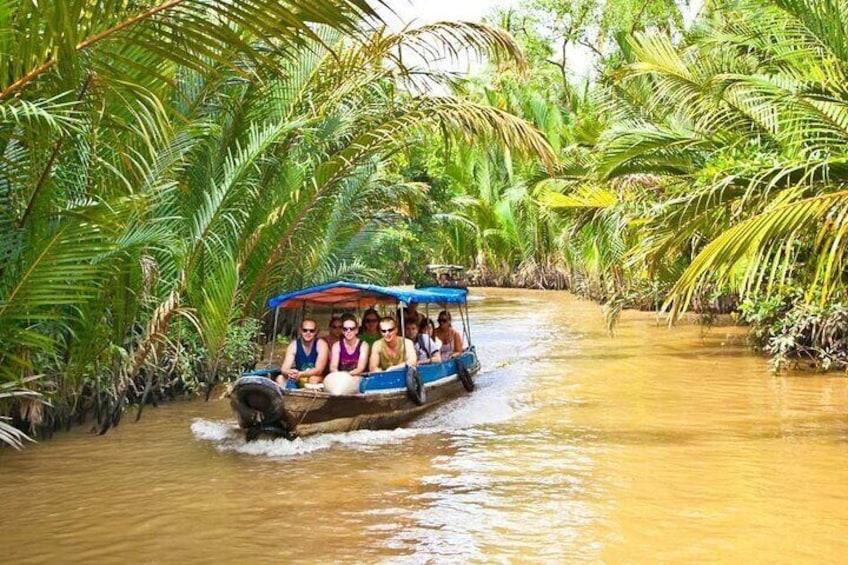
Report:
329,313,369,376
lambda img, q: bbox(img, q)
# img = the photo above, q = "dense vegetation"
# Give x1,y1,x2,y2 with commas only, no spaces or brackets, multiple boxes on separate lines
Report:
3,0,848,447
402,0,848,359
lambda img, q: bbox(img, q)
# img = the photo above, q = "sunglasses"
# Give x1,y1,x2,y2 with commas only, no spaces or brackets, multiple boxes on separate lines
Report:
438,318,448,323
342,326,357,332
365,319,378,323
330,325,342,329
301,328,317,333
380,328,396,334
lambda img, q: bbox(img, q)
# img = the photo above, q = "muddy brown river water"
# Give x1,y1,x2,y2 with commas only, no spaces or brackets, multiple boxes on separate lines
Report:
2,288,848,563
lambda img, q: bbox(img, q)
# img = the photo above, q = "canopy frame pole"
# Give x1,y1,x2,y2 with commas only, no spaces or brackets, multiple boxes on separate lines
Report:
269,307,281,363
399,301,407,362
460,301,472,347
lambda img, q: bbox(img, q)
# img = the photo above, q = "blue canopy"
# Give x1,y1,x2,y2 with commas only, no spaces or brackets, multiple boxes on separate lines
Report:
267,281,468,310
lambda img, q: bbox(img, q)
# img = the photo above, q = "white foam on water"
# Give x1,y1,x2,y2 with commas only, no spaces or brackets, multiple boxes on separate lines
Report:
191,418,431,458
191,418,235,441
411,368,536,431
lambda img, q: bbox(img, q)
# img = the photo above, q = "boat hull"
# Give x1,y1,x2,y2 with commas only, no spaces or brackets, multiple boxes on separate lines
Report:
230,349,480,438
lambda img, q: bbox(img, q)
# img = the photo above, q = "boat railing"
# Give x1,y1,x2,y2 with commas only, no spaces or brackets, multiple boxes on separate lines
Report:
257,347,478,395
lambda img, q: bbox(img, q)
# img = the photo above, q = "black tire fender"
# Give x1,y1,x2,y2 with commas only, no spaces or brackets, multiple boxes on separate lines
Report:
406,366,426,405
456,360,474,392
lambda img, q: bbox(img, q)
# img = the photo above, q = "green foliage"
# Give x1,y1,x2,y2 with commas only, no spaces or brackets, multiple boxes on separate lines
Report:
742,295,848,371
355,225,433,285
510,0,848,341
161,315,261,391
0,379,41,449
497,0,686,77
594,0,848,317
738,292,797,347
0,1,555,446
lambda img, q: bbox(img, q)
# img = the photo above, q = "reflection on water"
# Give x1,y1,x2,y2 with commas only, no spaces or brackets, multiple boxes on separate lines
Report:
2,288,848,563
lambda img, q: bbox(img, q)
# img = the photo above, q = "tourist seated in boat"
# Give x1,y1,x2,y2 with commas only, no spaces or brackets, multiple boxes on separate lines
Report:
404,317,441,365
359,308,381,346
420,316,442,351
434,310,463,359
324,315,343,348
329,314,369,376
369,316,417,372
275,318,330,387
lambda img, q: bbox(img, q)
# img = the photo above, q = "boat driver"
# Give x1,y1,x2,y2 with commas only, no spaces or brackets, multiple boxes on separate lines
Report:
276,318,329,387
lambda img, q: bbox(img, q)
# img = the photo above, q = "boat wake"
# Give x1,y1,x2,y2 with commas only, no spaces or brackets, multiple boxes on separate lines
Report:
411,367,534,430
191,418,428,457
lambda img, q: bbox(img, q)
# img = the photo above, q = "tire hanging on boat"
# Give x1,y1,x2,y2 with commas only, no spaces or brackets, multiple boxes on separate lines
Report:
406,366,426,405
230,376,286,432
456,360,474,392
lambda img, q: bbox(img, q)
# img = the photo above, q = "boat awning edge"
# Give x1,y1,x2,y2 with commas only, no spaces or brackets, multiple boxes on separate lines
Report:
267,281,468,309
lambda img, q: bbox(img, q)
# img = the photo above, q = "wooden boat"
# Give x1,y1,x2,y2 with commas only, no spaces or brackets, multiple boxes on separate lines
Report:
229,281,480,440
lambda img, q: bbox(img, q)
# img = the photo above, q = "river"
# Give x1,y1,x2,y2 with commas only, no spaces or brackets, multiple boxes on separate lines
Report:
2,288,848,563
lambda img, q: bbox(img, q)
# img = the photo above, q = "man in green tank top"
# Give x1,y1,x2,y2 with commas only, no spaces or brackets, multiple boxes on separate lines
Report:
369,316,417,372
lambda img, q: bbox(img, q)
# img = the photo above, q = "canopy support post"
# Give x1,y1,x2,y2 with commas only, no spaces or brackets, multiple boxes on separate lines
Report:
399,302,407,361
269,307,281,363
460,301,472,347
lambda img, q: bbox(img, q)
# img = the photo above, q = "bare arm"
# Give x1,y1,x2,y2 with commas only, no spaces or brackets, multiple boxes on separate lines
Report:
404,339,418,368
369,340,381,372
276,342,298,385
329,341,341,373
451,329,463,356
352,342,369,376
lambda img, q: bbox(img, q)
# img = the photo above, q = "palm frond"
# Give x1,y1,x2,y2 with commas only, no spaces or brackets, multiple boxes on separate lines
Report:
666,189,848,315
0,0,383,100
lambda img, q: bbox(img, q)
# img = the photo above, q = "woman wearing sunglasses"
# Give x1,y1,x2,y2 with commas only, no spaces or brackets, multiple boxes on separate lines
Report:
434,310,463,360
329,313,369,376
359,308,381,347
369,317,417,372
275,318,329,387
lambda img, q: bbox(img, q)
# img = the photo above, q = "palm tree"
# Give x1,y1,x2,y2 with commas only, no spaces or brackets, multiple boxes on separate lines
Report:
0,0,389,441
0,2,557,443
643,0,848,315
543,0,848,318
